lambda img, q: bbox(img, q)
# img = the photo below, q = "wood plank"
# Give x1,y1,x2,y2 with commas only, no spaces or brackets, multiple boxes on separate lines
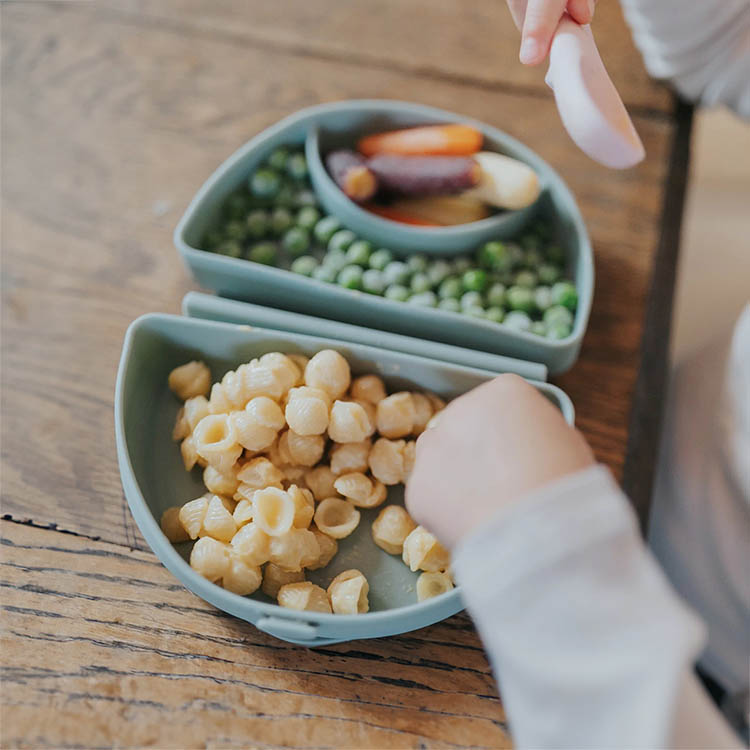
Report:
1,0,671,550
623,100,694,530
102,0,672,113
0,521,509,750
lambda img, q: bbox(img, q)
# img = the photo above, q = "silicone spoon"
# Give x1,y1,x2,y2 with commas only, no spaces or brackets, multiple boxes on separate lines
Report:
545,15,645,168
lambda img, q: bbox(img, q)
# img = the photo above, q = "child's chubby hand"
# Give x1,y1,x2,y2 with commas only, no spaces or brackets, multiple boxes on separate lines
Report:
405,374,594,549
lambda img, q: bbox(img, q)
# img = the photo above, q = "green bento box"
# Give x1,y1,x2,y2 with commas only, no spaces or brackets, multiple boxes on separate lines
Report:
115,312,574,647
174,100,593,374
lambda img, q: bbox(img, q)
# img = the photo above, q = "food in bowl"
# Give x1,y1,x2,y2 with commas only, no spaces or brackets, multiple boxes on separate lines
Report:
200,143,578,340
323,123,541,225
162,349,454,614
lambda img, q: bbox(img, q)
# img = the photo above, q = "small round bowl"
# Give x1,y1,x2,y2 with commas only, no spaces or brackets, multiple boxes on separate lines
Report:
305,104,544,256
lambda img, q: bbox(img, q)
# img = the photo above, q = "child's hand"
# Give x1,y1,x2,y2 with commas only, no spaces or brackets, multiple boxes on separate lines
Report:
507,0,597,65
405,374,594,548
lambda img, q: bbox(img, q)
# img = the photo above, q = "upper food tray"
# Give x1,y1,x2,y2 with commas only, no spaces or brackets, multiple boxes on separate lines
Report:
174,100,593,373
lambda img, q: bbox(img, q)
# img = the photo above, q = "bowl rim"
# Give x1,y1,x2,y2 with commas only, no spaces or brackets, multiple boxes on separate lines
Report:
172,99,593,362
115,312,573,639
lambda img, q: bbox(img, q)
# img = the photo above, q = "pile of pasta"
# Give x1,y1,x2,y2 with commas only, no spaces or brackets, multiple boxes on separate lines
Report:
161,349,454,615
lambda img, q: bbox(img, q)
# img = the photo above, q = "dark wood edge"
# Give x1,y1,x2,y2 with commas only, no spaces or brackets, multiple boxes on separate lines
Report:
622,96,695,533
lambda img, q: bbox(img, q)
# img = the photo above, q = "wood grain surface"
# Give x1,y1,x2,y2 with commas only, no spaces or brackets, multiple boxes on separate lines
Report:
1,0,684,746
1,521,508,749
104,0,671,113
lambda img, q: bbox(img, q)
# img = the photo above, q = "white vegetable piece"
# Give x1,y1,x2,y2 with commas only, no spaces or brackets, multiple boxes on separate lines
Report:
464,151,541,210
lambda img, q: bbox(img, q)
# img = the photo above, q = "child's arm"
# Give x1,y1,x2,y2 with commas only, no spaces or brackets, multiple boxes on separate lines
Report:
406,376,741,748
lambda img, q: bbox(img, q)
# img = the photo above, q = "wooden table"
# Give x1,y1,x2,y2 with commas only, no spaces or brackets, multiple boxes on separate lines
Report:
1,2,691,747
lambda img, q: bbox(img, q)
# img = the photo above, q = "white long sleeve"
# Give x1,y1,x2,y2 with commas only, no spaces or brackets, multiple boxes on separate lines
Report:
619,0,750,117
453,465,741,749
650,306,750,697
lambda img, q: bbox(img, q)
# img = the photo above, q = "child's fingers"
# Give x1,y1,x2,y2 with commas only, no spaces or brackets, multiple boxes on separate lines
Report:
520,0,568,65
567,0,596,25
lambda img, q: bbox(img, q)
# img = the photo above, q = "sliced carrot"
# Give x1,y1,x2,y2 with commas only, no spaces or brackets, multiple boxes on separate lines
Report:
357,124,483,157
363,203,441,226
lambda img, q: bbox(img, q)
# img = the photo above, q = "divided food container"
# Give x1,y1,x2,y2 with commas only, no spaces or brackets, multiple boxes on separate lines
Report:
174,100,593,375
115,311,574,647
117,99,593,646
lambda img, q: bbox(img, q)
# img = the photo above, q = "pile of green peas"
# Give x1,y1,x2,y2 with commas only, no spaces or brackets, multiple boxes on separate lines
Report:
203,147,577,340
203,146,322,266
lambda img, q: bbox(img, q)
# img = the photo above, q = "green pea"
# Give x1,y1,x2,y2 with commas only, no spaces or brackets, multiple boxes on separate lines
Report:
546,244,566,264
463,305,486,319
246,209,269,239
546,321,572,339
274,183,297,208
312,264,337,283
369,248,394,271
410,272,432,294
503,310,532,332
461,291,484,309
289,255,317,276
408,291,437,308
203,228,224,251
314,216,341,245
493,271,515,287
485,306,505,324
477,241,512,272
282,227,310,256
216,240,243,258
427,260,452,286
438,298,461,313
384,284,410,302
249,168,282,199
346,240,373,266
538,263,560,285
296,206,320,231
534,286,553,311
362,269,386,295
543,304,574,327
328,229,357,254
270,207,293,236
267,147,289,171
224,192,252,220
438,276,463,300
523,248,543,268
407,254,428,273
246,241,276,265
507,285,536,313
224,220,247,242
382,260,410,286
551,281,578,310
514,270,537,289
486,282,506,308
323,250,349,274
452,257,472,274
337,264,363,290
462,269,488,293
506,242,525,269
294,189,318,208
530,321,548,337
286,153,308,181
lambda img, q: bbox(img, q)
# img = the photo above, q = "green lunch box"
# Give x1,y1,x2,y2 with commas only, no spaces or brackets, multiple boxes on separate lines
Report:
174,100,593,375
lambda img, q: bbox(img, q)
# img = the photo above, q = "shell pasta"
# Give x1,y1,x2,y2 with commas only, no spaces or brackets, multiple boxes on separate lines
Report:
166,351,452,612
